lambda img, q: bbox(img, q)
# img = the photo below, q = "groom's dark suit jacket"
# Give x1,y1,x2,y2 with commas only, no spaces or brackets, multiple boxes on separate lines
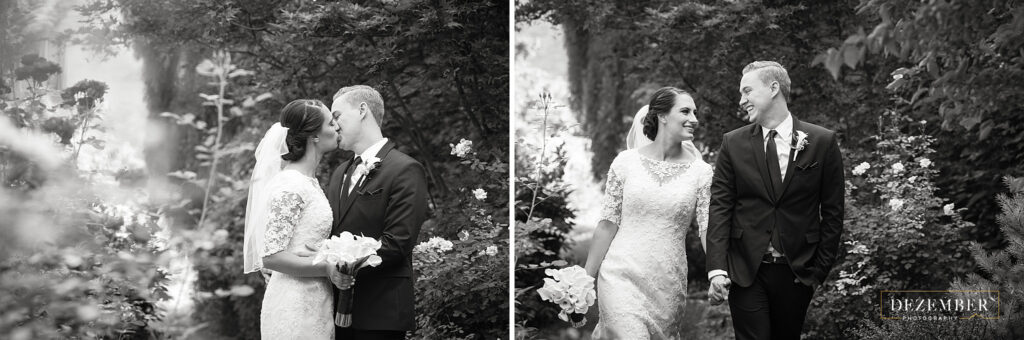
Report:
328,140,428,331
706,117,844,288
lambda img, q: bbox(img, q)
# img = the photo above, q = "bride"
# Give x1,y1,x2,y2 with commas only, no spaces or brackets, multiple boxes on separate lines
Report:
584,87,713,339
242,99,346,339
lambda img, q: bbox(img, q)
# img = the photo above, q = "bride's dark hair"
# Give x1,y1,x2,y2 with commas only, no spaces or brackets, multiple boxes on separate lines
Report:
643,87,689,140
279,99,326,161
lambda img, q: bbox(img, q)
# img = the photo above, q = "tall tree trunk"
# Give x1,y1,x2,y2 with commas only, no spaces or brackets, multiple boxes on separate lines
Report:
564,18,633,181
137,40,203,183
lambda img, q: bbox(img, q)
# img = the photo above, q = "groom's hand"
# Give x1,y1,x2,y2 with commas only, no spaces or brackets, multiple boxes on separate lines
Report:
708,275,731,305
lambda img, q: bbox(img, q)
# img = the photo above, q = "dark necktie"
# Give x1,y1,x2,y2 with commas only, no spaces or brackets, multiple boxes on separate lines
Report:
342,156,362,198
766,130,785,254
766,130,783,200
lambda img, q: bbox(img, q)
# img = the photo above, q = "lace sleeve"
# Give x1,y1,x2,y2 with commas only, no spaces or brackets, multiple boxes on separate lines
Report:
599,164,625,226
263,190,305,256
694,167,712,252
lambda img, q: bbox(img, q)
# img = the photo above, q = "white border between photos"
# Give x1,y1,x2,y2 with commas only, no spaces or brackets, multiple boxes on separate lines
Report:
507,0,517,338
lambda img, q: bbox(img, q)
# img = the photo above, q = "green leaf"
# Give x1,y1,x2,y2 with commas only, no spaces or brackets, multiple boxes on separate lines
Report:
960,115,981,131
926,54,940,78
843,45,861,69
824,48,842,80
885,78,906,91
979,120,994,141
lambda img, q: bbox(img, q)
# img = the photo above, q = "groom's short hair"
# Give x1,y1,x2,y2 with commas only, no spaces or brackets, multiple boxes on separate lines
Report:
333,85,386,125
742,61,791,102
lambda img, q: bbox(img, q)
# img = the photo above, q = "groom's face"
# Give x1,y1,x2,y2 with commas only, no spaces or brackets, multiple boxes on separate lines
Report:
331,95,362,152
738,70,774,124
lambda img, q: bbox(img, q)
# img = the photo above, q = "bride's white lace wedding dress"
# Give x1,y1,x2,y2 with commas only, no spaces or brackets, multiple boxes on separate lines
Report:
592,149,713,339
260,170,334,339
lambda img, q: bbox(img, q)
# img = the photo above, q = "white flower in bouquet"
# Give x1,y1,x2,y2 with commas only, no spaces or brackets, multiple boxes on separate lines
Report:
536,265,596,327
944,203,955,216
919,158,932,168
449,138,473,158
312,231,383,270
484,245,499,256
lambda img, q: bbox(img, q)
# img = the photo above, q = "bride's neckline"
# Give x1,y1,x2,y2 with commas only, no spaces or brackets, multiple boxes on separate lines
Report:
635,149,694,167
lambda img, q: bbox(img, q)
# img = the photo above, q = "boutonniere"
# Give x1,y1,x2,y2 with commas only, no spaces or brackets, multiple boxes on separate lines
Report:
354,156,382,188
791,131,809,160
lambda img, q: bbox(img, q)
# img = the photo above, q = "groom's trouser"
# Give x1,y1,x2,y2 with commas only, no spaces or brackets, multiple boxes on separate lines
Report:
335,328,405,340
728,262,814,340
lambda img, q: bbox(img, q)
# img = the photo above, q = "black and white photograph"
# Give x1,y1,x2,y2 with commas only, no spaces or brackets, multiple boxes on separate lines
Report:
514,0,1023,339
1,0,508,339
6,0,1024,339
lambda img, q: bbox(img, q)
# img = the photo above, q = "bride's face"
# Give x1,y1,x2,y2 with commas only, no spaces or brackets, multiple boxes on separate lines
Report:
661,94,698,142
314,105,340,153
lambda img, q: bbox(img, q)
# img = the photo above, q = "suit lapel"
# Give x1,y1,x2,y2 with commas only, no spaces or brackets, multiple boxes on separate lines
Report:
748,125,776,202
336,140,397,225
777,117,802,202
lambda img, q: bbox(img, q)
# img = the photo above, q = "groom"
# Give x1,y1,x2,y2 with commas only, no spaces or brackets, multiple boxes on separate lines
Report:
327,85,428,340
706,61,844,340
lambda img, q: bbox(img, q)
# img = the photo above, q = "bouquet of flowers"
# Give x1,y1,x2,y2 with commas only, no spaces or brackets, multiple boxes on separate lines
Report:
536,265,596,327
312,231,383,327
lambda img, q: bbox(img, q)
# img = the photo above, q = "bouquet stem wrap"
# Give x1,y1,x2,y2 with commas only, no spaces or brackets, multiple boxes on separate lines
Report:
336,287,354,327
334,261,365,327
569,313,587,328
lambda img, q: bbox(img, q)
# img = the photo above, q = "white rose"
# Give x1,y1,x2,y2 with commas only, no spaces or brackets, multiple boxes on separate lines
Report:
892,162,904,174
889,198,905,211
919,158,932,168
473,188,487,201
212,229,229,245
943,203,955,216
449,139,473,158
852,162,871,176
421,237,453,253
484,245,498,256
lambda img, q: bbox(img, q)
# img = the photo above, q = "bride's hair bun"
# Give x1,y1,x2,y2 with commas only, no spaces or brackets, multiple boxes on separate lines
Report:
643,87,689,140
279,99,327,162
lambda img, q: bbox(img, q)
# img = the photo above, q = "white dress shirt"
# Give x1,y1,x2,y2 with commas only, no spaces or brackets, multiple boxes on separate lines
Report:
762,113,793,181
347,138,388,194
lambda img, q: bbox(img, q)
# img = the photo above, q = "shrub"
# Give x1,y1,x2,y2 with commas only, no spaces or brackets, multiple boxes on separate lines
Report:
803,111,974,338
